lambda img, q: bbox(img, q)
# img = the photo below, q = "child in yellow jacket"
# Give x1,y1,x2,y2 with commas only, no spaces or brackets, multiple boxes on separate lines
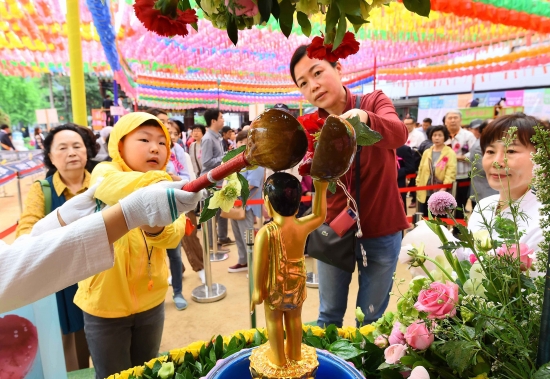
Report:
74,112,188,379
416,125,457,216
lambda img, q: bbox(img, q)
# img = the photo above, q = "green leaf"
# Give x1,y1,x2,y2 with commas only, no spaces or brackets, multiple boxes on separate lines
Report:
304,335,324,349
253,330,263,346
346,115,383,146
533,363,550,378
438,341,477,374
328,181,337,194
402,0,431,17
209,348,216,364
179,0,191,10
258,0,272,23
345,14,368,25
175,372,185,379
325,3,339,34
296,11,311,37
271,0,280,20
325,324,338,343
222,144,246,163
520,274,536,290
332,13,347,51
336,0,361,17
214,335,224,359
278,0,295,38
152,360,163,376
191,22,198,32
328,340,365,360
198,196,218,224
237,172,250,208
399,355,419,367
226,15,238,45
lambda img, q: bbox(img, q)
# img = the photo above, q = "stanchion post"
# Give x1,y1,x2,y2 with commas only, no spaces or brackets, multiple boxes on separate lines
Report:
191,205,227,303
451,181,458,199
245,228,256,328
16,176,23,214
306,258,319,288
413,212,424,226
210,214,228,262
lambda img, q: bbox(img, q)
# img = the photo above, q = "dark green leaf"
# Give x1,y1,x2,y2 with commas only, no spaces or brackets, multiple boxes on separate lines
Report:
198,196,218,223
215,335,223,359
183,368,194,379
325,3,339,34
325,324,338,343
278,0,295,38
399,355,419,367
226,336,238,352
271,0,280,20
346,115,383,146
438,341,476,374
329,340,365,360
152,360,163,376
520,274,536,290
304,335,324,349
222,144,246,163
258,0,272,23
226,15,238,45
297,11,312,37
336,0,361,17
402,0,431,17
345,14,368,25
184,351,195,364
328,181,337,194
332,13,347,50
179,0,191,10
533,363,550,378
237,172,250,208
209,348,216,364
191,22,198,31
175,372,184,379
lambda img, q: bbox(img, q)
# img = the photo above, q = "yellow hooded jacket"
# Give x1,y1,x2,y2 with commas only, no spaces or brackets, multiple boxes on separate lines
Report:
74,112,186,318
416,145,457,204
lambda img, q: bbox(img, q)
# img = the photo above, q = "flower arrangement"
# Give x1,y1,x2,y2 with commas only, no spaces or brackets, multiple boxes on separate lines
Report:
133,0,431,60
370,127,550,378
107,324,381,379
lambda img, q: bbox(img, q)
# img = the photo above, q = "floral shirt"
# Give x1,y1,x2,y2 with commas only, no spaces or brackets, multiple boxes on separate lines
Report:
445,128,477,180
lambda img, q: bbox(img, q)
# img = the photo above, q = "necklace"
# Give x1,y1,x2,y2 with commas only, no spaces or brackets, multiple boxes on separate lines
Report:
140,231,154,291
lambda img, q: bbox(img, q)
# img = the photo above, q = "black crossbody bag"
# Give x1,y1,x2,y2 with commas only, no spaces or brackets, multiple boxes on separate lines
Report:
306,96,363,273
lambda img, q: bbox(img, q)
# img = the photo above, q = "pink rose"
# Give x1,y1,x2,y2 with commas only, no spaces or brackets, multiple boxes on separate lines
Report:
225,0,258,17
388,322,406,345
374,335,389,349
469,253,478,264
496,243,534,271
409,366,430,379
384,344,408,364
404,321,434,350
414,281,459,319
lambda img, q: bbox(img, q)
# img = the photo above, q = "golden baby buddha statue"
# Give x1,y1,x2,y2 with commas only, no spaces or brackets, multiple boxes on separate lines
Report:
249,115,357,379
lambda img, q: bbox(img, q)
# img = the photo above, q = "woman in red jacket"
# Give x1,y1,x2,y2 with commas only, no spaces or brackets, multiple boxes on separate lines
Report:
290,45,409,327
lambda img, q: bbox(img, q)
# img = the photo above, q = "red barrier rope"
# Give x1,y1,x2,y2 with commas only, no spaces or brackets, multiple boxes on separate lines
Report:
406,215,466,226
0,172,17,186
18,163,44,177
0,223,17,239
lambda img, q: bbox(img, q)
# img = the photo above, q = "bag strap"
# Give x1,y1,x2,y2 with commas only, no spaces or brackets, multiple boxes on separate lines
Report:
37,179,52,215
354,95,363,238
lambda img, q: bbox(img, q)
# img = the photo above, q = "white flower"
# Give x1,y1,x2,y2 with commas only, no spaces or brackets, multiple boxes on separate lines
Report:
208,174,242,212
473,229,492,251
409,366,430,379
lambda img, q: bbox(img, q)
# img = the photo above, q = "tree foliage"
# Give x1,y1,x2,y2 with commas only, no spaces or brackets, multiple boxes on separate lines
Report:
0,75,48,126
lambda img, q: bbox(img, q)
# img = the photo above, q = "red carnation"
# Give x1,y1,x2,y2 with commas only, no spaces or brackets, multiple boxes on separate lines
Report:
306,32,360,62
134,0,197,37
298,112,324,152
333,32,360,60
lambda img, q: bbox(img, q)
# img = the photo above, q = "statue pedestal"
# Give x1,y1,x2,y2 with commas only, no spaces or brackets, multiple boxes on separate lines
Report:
204,346,364,379
249,343,318,379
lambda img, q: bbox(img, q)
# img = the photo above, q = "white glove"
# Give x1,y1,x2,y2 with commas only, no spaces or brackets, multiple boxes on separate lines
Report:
30,182,104,237
119,180,202,230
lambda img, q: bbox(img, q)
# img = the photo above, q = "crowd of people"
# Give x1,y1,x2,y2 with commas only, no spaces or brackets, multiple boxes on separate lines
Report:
1,41,549,379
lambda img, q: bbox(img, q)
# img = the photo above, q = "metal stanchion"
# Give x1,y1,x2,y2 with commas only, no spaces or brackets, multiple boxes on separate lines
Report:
191,216,227,303
306,258,319,288
210,215,229,262
16,176,23,213
246,228,256,328
451,181,458,199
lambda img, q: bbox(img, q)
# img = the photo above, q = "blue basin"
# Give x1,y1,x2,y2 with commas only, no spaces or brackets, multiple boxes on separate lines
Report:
206,347,364,378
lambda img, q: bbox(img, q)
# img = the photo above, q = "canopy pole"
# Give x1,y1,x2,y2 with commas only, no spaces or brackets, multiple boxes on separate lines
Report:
66,0,88,126
373,56,377,91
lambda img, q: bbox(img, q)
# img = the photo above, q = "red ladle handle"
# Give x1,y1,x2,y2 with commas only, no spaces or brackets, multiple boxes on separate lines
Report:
182,153,249,192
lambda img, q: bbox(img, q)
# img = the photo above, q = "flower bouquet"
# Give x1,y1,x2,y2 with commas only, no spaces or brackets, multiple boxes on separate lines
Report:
369,127,550,378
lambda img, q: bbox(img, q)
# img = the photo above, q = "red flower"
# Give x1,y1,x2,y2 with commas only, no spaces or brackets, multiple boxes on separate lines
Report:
134,0,197,37
298,151,314,176
298,112,324,152
306,32,360,62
